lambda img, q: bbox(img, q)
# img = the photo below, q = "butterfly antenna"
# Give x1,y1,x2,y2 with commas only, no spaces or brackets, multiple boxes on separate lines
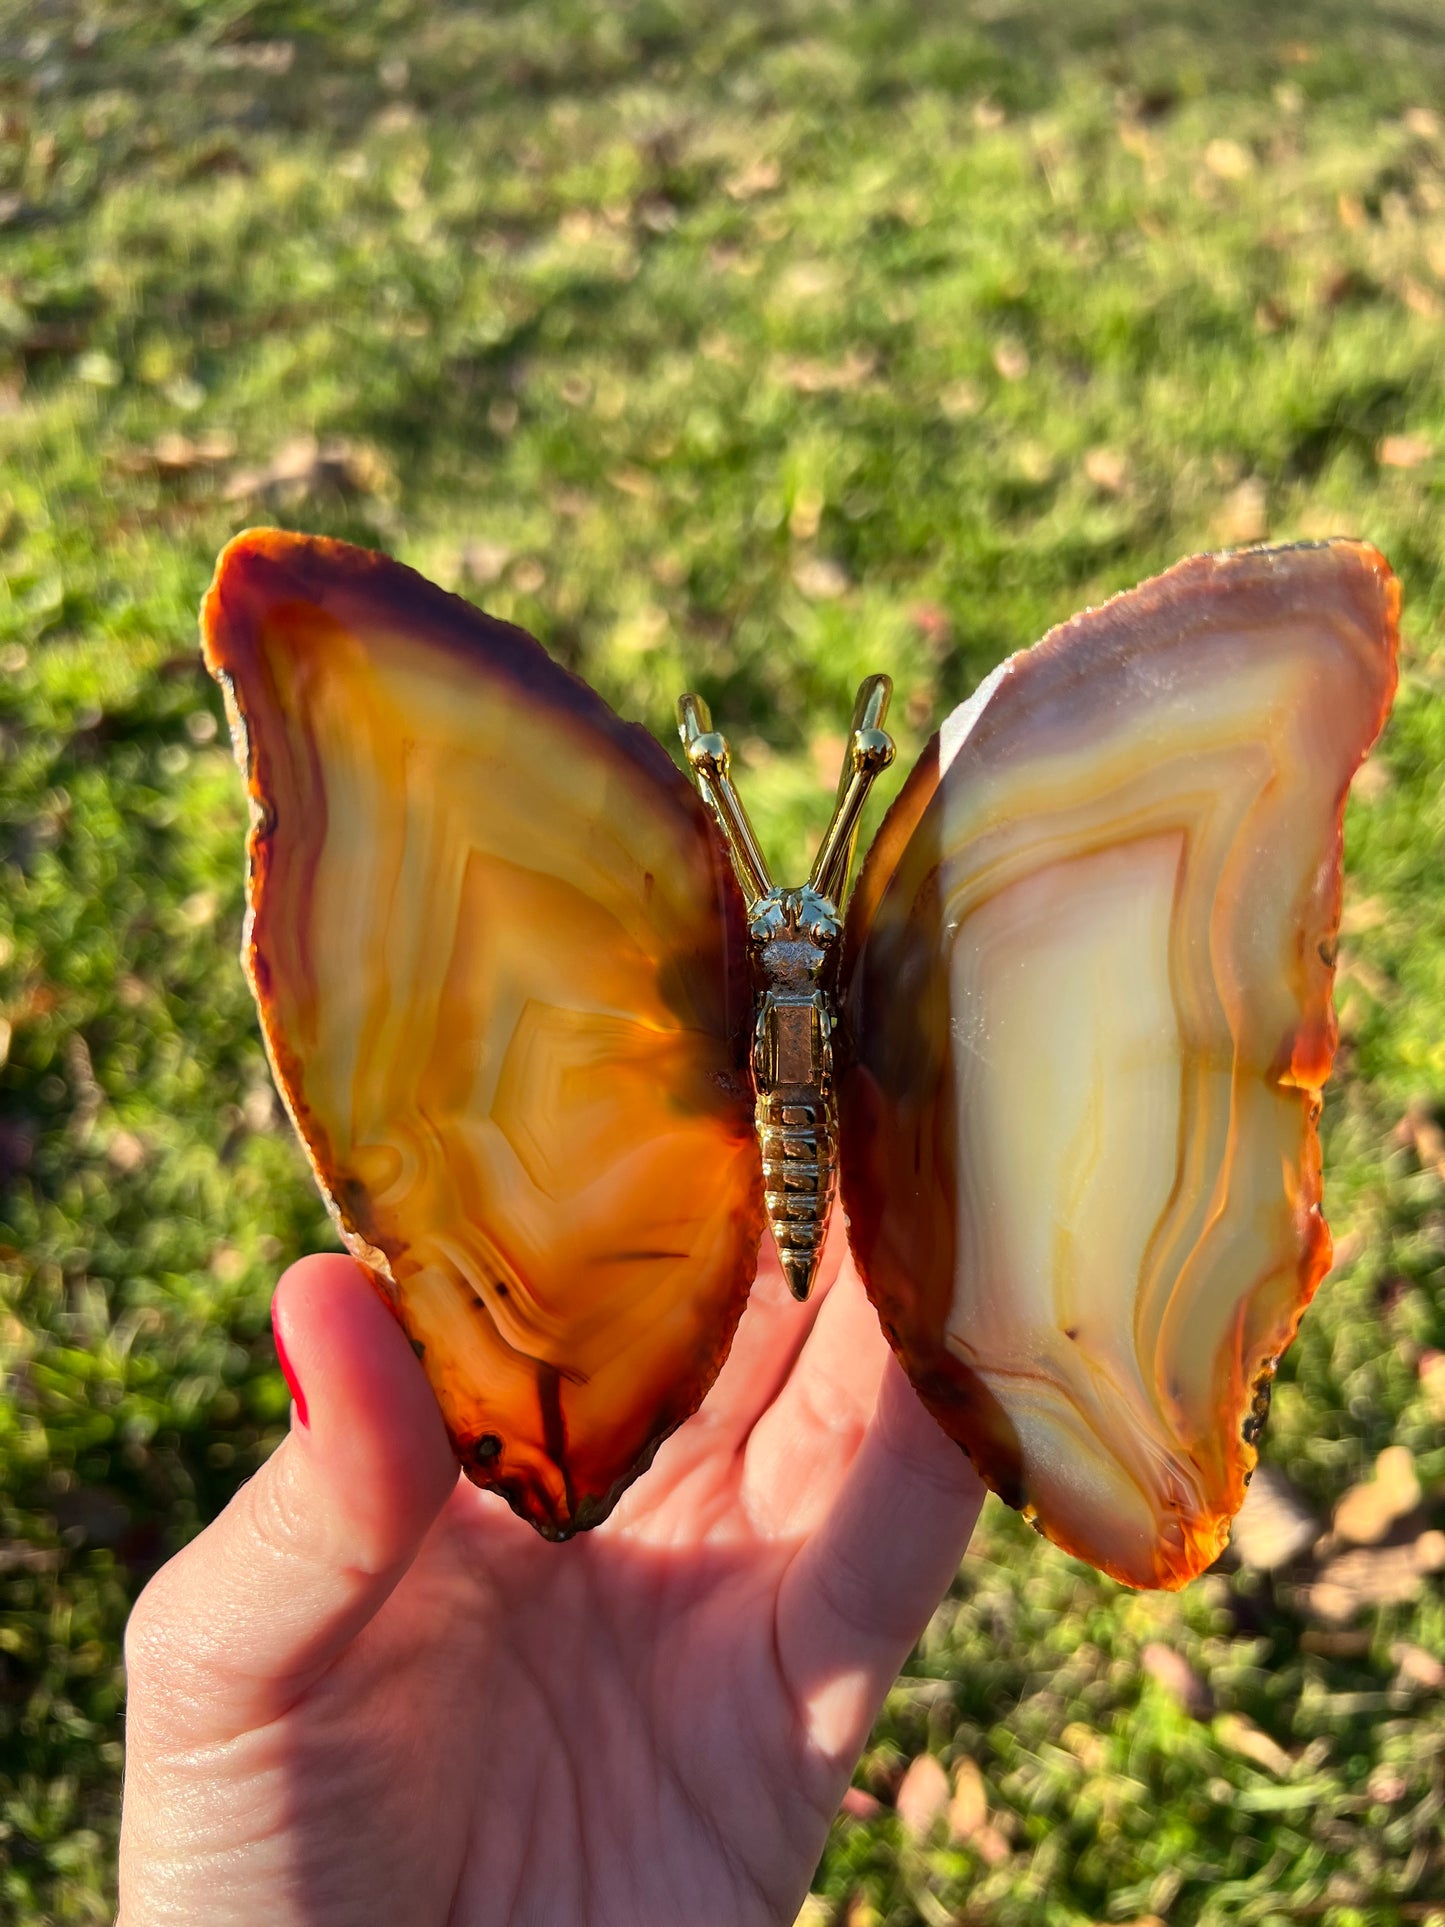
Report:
677,693,774,908
809,675,894,907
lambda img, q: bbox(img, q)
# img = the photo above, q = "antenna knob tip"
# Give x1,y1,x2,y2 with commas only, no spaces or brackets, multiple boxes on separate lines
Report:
852,726,895,774
687,730,731,779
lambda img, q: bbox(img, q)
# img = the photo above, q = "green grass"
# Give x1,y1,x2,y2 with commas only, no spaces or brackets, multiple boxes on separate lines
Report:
2,1,1445,1920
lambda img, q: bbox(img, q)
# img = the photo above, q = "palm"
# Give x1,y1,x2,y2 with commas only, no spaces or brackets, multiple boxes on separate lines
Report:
121,1240,982,1927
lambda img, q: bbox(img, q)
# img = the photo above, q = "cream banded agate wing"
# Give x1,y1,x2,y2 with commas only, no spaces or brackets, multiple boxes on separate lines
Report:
201,530,761,1537
837,542,1400,1589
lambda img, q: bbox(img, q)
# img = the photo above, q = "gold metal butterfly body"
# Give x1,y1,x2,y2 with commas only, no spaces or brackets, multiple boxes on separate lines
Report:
678,676,895,1301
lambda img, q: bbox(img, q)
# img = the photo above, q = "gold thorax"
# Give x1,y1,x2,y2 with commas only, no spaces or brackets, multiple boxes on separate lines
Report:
677,677,895,1300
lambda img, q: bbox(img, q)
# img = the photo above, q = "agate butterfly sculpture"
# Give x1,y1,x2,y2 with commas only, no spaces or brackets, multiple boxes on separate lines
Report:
202,531,1398,1589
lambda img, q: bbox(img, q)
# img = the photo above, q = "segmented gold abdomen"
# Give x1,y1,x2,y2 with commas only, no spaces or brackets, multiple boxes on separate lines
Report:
753,990,838,1299
757,1086,837,1298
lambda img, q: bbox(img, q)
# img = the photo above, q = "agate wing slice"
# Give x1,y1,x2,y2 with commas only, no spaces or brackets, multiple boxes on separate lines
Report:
202,530,761,1536
839,542,1399,1589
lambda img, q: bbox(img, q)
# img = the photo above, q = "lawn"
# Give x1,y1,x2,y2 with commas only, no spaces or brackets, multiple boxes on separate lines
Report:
2,0,1445,1921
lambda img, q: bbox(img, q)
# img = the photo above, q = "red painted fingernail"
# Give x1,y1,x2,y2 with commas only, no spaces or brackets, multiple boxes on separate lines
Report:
273,1324,309,1429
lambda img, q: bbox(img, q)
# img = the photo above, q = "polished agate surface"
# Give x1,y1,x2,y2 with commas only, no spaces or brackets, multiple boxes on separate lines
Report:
203,530,760,1535
839,543,1399,1588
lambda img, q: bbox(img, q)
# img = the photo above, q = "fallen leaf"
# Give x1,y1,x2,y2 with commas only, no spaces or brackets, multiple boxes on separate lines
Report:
1406,106,1442,140
1337,191,1367,230
1391,1641,1445,1690
1378,433,1434,469
778,348,876,394
792,556,850,601
992,338,1029,381
1217,477,1269,543
1392,1100,1445,1179
1204,138,1254,181
1230,1462,1320,1571
948,1757,987,1841
607,467,655,500
725,158,781,201
180,889,218,928
224,434,390,504
895,1752,949,1841
1338,895,1388,935
1303,1531,1445,1624
106,1128,146,1173
1062,1721,1107,1771
460,540,513,585
1083,446,1130,493
938,378,982,419
1418,1350,1445,1423
1399,276,1443,320
211,39,294,74
1214,1713,1294,1777
151,431,236,475
1333,1446,1422,1545
1142,1642,1214,1718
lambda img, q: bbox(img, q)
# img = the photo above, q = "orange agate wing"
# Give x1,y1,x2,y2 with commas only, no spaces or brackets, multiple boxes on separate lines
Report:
202,530,762,1536
838,542,1399,1589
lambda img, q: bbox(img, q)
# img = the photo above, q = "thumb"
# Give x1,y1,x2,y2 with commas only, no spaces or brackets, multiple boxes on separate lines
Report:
125,1253,457,1742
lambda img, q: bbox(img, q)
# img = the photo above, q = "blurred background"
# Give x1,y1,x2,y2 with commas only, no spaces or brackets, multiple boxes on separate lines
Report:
1,1,1443,1921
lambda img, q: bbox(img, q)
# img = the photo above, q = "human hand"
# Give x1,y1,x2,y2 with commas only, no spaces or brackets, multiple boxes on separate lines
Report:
119,1228,984,1926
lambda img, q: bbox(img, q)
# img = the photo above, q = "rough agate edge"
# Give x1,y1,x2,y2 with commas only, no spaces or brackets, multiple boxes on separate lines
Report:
839,541,1400,1589
201,529,761,1536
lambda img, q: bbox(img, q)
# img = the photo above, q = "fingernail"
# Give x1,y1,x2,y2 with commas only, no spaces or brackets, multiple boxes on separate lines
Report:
273,1323,310,1429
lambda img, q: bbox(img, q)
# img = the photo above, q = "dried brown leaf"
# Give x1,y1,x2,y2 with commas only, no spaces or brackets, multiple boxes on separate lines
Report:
1393,1101,1445,1178
895,1752,949,1841
938,378,982,419
1214,1713,1294,1777
1378,433,1434,469
223,434,390,505
791,556,850,601
992,338,1029,382
1230,1463,1319,1571
948,1757,988,1841
1391,1641,1445,1690
1418,1350,1445,1422
1217,477,1269,543
1083,446,1130,494
460,540,513,585
1399,276,1443,320
726,158,781,201
778,349,876,394
1303,1531,1445,1624
1333,1446,1422,1546
1205,138,1254,181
